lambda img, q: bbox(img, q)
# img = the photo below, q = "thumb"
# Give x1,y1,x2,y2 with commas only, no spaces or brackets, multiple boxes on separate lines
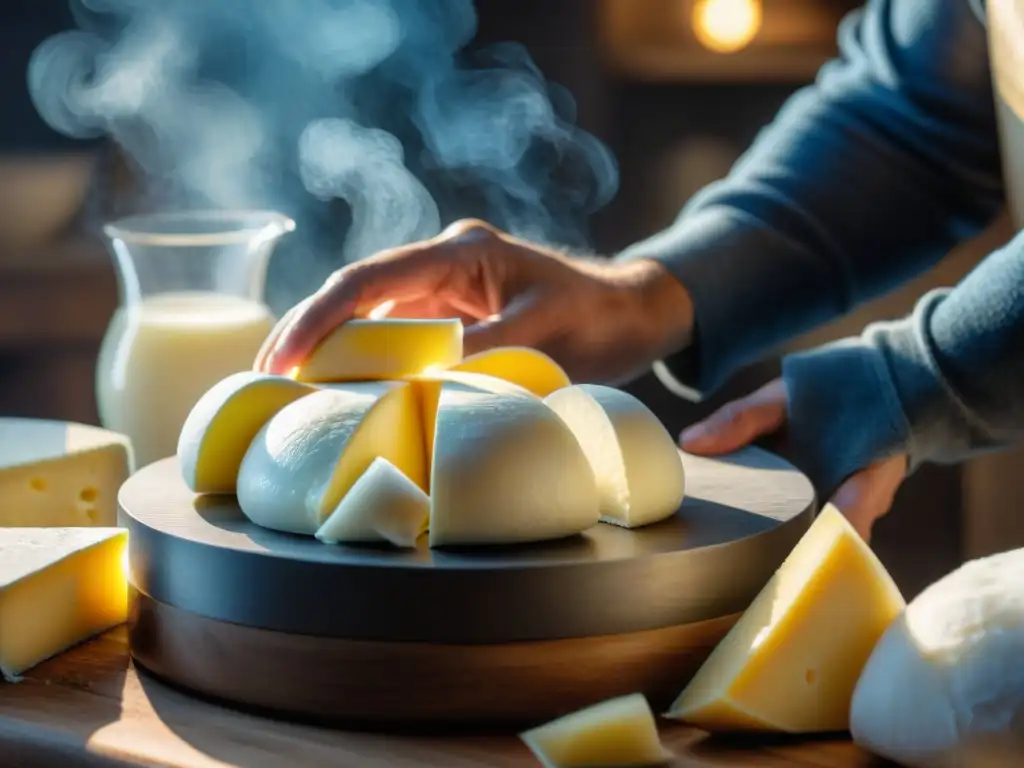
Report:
680,379,787,455
828,456,907,542
462,290,558,356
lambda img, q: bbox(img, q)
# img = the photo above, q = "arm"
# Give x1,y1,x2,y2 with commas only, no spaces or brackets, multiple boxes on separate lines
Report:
617,0,1003,396
785,228,1024,495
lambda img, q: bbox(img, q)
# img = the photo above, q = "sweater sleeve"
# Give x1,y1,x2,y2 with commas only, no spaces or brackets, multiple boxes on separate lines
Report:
784,228,1024,495
616,0,1003,398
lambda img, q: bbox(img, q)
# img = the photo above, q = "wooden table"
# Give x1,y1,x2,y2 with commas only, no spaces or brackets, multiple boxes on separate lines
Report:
0,629,892,767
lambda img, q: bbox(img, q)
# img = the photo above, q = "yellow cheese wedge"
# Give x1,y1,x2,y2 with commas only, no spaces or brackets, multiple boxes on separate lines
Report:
0,418,133,527
0,527,128,681
177,371,317,493
236,383,425,536
429,381,599,547
519,693,670,767
665,504,905,733
544,385,685,528
315,457,429,548
449,346,570,397
292,318,463,383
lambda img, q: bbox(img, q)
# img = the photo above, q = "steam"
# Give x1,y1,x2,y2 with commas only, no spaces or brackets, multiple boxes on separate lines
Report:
28,0,618,279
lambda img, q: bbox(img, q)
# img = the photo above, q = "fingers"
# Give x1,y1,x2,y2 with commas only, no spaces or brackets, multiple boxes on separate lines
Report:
462,290,560,357
829,454,908,542
679,378,788,455
254,297,312,372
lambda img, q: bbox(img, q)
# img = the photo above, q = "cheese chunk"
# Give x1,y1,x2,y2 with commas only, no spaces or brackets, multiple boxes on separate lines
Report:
292,319,463,383
0,527,128,680
519,693,670,767
237,383,425,536
429,382,599,547
315,457,429,548
544,385,684,528
0,418,133,528
665,505,905,733
449,347,570,397
850,547,1024,768
177,371,317,493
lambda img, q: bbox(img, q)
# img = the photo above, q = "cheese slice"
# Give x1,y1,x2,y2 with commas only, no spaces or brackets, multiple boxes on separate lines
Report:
292,319,463,383
315,457,429,548
519,693,670,767
544,384,685,528
177,371,317,493
665,504,905,733
850,547,1024,768
429,382,599,547
237,383,425,536
0,527,128,680
0,418,133,528
449,347,570,397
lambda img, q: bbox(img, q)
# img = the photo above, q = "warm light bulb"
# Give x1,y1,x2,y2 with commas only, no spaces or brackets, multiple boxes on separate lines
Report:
692,0,763,54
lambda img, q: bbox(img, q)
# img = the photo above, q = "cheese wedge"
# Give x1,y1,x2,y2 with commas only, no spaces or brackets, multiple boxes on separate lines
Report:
850,546,1024,768
429,381,599,547
519,693,670,767
450,347,570,397
237,383,425,536
0,418,133,527
315,457,429,548
292,318,463,383
177,371,317,493
665,505,905,733
0,527,128,681
544,384,685,528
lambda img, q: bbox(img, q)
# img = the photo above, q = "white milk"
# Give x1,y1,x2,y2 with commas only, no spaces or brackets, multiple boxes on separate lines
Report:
96,291,275,468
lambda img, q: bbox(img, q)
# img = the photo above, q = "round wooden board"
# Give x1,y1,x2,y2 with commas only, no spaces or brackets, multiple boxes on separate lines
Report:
120,445,815,644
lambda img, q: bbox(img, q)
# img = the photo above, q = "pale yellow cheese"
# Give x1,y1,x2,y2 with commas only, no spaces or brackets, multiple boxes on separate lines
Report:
236,383,425,536
292,318,463,383
0,418,133,528
665,504,905,733
429,381,599,547
177,371,317,493
519,693,670,767
449,346,570,397
0,527,128,681
315,457,429,548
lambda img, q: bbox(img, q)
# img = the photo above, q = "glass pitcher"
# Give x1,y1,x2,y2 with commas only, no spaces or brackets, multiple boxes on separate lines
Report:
96,210,295,469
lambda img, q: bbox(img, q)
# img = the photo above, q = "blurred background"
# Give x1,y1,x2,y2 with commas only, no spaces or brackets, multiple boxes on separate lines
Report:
0,0,1020,598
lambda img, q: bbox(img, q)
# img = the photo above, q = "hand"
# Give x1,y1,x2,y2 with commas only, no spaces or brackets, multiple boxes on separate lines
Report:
679,378,908,541
255,219,695,384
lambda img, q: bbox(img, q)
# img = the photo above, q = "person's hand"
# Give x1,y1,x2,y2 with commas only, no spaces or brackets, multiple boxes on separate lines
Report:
679,378,908,541
255,219,695,385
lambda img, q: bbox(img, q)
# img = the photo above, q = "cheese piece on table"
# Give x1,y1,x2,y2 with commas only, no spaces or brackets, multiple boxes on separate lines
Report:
544,384,685,528
237,383,425,536
665,504,905,733
291,319,463,383
315,457,429,548
0,418,133,528
429,381,599,547
449,346,570,397
0,527,128,681
850,547,1024,768
177,371,317,493
519,693,670,767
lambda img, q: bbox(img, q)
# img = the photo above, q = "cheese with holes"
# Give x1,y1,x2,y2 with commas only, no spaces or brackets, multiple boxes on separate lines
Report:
519,693,670,767
0,418,133,528
429,381,599,547
237,383,425,535
0,527,128,680
665,505,905,732
450,346,570,397
544,384,684,528
850,547,1024,768
177,371,317,493
315,457,429,548
292,319,463,383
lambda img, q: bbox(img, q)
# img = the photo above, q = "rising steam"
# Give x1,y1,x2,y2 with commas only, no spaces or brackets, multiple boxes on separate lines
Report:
28,0,618,280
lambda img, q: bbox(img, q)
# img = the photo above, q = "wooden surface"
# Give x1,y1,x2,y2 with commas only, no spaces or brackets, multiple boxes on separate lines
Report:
0,628,890,768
